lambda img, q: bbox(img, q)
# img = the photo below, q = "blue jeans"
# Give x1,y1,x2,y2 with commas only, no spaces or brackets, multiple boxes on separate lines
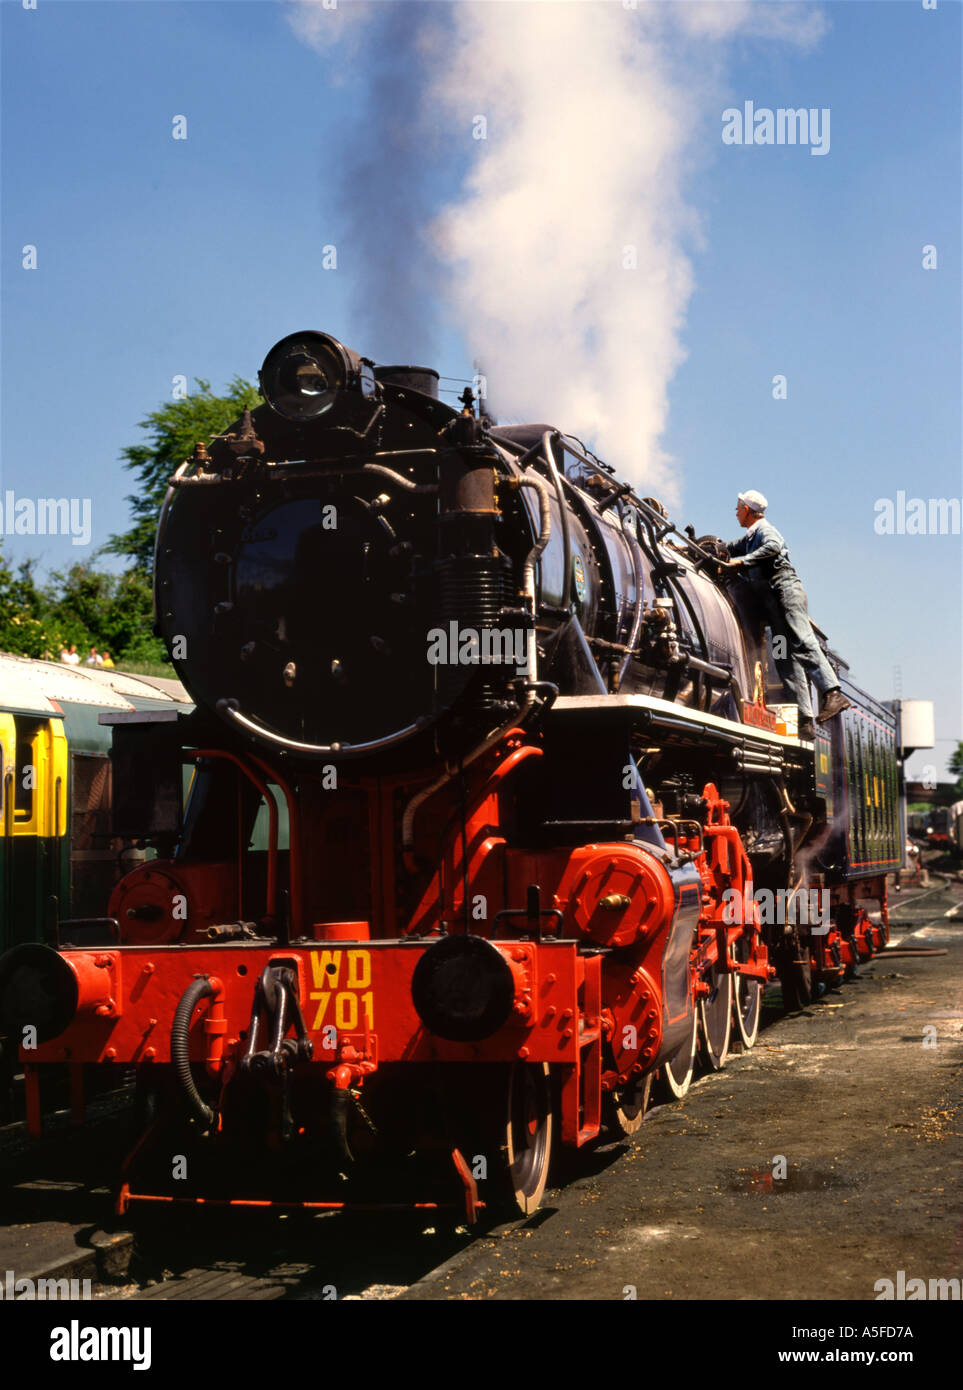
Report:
760,571,837,720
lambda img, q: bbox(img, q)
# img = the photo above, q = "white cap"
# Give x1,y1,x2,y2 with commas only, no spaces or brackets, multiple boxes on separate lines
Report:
738,489,768,514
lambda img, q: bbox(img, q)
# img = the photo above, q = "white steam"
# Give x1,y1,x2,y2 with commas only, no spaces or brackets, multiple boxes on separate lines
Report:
431,3,695,499
290,0,827,500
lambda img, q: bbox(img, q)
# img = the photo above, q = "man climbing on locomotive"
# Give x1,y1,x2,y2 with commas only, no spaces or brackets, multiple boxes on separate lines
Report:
724,489,851,740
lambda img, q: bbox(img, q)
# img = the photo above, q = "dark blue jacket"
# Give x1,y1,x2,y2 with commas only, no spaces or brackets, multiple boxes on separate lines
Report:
726,519,795,579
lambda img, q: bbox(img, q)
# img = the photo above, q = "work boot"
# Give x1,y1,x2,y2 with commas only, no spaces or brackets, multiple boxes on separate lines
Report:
816,687,852,723
797,716,816,740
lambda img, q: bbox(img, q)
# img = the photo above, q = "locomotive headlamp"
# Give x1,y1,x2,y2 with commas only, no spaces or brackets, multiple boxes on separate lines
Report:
259,331,375,422
0,944,88,1044
411,935,516,1042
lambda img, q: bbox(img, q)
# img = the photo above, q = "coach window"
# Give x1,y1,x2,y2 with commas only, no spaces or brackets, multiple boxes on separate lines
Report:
15,727,37,825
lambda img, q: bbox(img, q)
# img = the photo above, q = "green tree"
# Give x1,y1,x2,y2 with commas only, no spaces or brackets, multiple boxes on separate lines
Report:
104,377,260,575
0,548,169,668
1,378,259,673
949,742,963,794
43,561,166,668
0,552,65,658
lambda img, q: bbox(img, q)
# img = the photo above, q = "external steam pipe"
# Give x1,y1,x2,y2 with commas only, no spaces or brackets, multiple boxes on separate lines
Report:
399,679,555,879
401,719,529,872
516,472,552,599
513,470,552,683
171,976,218,1132
539,431,572,614
617,507,646,689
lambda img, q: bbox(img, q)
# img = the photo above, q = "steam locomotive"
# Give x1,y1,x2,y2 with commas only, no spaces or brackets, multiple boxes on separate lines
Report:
909,805,962,853
0,331,909,1219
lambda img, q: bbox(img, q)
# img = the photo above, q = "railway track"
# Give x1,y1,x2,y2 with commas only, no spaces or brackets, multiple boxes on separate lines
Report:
107,1209,474,1302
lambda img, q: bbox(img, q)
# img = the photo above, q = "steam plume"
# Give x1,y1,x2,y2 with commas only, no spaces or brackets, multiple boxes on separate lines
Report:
290,0,827,499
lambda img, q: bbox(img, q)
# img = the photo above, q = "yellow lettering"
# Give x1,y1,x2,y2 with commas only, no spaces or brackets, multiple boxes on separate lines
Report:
311,951,342,989
311,992,332,1030
335,993,358,1031
308,953,374,1033
346,951,371,988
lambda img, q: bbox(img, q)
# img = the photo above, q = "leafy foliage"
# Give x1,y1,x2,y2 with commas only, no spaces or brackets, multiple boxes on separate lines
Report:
0,550,166,666
0,554,64,658
2,376,259,669
949,741,963,793
104,377,260,575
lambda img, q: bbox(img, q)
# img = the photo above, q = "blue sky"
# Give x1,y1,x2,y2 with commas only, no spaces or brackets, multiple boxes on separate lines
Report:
1,0,960,778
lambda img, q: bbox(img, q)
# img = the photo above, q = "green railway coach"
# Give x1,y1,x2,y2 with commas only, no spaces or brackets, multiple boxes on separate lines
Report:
0,654,190,1116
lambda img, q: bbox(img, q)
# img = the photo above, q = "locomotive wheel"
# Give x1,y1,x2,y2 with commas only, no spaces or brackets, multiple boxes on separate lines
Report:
699,963,732,1070
732,940,762,1049
659,1009,698,1100
606,1071,653,1136
505,1062,553,1215
474,1061,554,1218
777,943,812,1012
